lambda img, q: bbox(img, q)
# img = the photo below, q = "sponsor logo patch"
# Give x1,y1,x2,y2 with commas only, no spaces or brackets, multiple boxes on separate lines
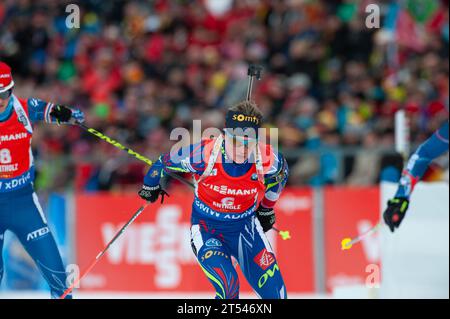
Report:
258,263,279,288
200,250,228,262
254,248,275,270
27,227,50,242
205,238,222,247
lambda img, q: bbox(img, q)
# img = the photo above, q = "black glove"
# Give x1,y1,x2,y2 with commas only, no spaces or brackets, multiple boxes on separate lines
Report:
383,197,409,232
138,184,169,203
256,205,275,232
50,104,85,124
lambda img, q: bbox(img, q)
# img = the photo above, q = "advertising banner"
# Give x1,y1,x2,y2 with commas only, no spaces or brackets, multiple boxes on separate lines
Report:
75,188,315,294
323,187,381,293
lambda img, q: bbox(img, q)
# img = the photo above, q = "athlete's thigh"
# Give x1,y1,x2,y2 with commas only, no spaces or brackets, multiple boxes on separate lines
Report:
8,191,50,243
190,223,240,299
234,216,287,299
8,192,67,284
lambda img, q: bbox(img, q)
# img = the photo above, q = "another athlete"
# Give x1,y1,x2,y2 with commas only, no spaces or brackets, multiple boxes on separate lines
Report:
383,121,449,232
0,61,84,298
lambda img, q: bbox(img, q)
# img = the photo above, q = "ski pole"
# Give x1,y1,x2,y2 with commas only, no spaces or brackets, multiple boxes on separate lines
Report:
60,203,150,299
246,65,263,101
341,222,382,250
246,65,292,239
75,122,194,188
76,64,262,187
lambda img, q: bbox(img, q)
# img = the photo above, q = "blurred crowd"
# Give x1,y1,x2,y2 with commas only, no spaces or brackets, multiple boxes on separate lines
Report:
0,0,448,192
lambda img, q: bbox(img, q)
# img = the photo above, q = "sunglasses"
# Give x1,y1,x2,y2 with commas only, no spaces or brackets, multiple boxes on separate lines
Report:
0,89,12,100
224,129,258,146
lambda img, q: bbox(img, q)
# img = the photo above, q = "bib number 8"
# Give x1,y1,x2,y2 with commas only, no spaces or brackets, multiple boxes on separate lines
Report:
0,148,12,164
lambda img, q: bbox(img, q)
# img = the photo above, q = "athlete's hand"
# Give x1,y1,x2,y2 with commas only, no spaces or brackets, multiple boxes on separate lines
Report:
138,184,169,204
256,205,275,232
50,104,85,124
383,197,409,232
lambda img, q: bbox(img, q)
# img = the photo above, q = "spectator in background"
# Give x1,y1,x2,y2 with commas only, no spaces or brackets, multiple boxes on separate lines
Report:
347,132,381,185
0,0,448,191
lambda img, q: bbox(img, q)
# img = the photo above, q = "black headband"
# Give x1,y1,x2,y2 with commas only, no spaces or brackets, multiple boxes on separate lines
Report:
225,111,261,129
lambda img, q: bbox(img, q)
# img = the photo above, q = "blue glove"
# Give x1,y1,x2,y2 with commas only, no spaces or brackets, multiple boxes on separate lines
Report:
71,108,85,124
50,104,85,124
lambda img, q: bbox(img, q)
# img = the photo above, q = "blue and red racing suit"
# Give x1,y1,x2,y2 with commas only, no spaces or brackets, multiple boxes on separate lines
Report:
395,121,449,198
144,134,289,299
0,95,73,298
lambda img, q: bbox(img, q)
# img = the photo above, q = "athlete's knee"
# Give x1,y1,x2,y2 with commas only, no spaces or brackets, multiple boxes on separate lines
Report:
213,271,240,299
255,264,287,299
197,248,240,299
202,264,240,299
224,272,240,299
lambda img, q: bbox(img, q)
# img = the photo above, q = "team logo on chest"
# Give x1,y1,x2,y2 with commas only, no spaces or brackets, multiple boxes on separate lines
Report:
0,132,28,144
202,183,258,196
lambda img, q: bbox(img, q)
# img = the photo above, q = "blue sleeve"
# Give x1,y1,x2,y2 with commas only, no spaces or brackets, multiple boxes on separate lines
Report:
27,98,83,124
264,151,289,188
261,151,289,208
396,122,449,198
27,98,52,124
143,141,207,186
